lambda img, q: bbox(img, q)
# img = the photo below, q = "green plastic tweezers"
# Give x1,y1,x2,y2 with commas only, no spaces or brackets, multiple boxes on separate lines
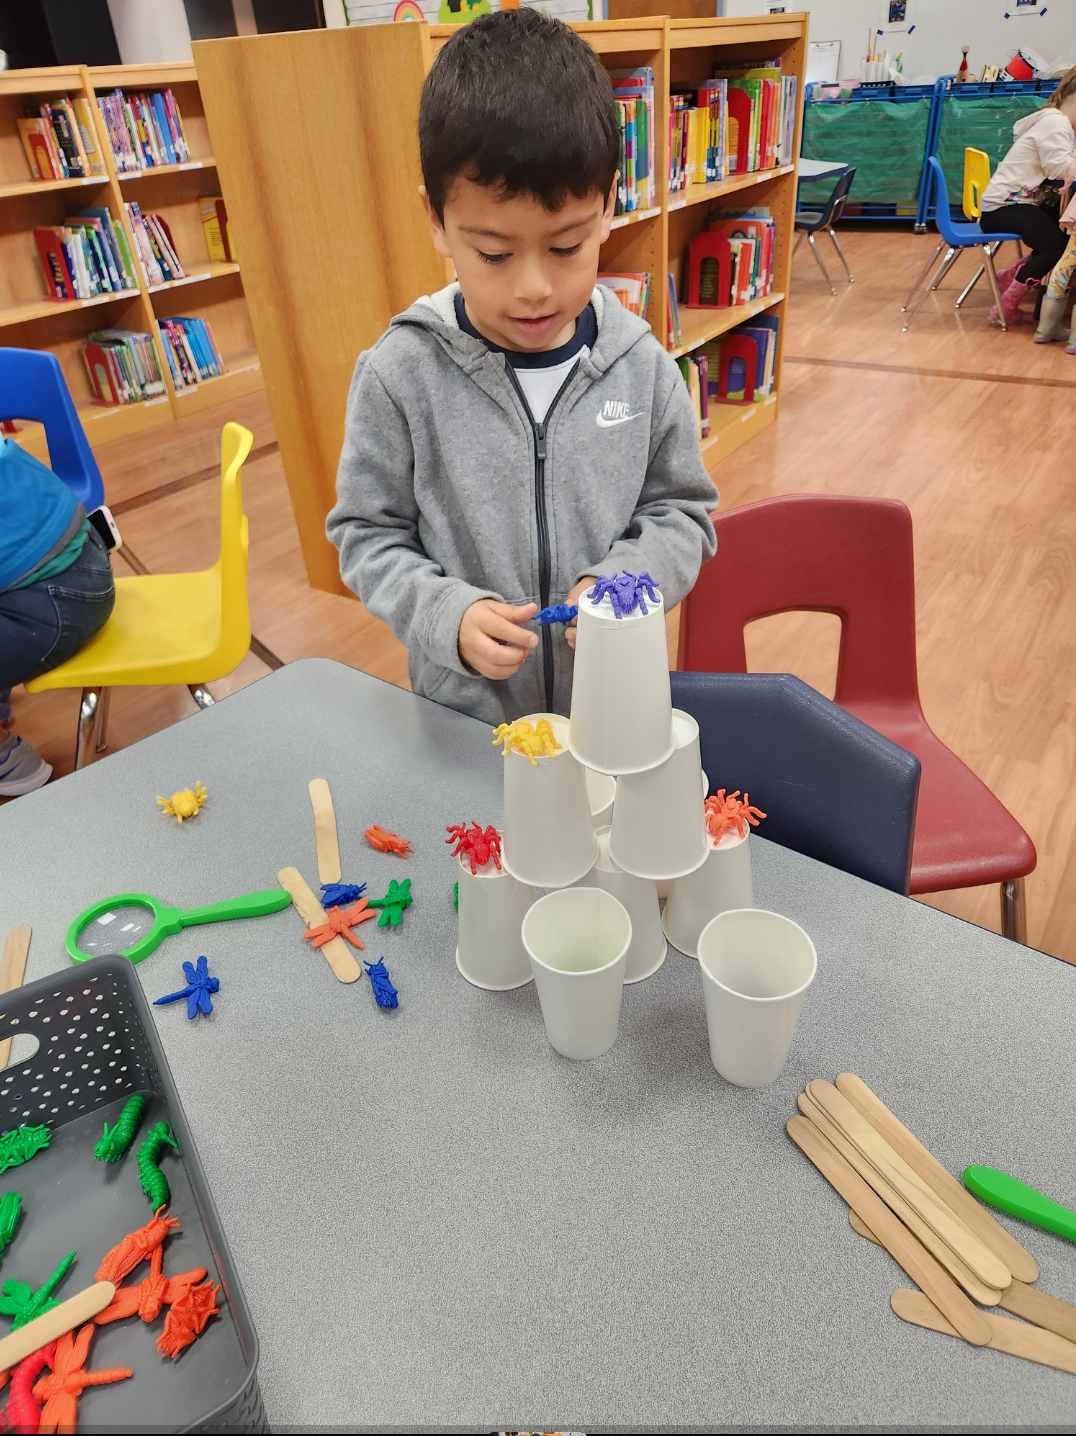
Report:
964,1164,1076,1243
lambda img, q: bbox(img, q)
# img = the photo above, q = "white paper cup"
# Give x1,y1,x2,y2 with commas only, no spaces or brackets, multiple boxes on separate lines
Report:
575,827,665,983
456,852,536,990
697,909,817,1087
501,714,597,889
568,582,674,775
585,768,616,829
522,887,631,1059
662,827,753,958
608,710,708,881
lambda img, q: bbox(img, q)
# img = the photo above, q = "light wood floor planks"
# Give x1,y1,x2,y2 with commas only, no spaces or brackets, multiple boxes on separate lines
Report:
4,228,1075,961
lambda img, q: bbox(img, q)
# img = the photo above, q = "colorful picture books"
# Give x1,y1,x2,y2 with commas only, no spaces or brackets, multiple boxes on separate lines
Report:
83,330,167,406
667,272,682,350
17,98,107,182
702,207,777,304
97,89,190,174
713,58,798,177
597,272,650,320
125,201,186,287
609,68,655,214
677,354,710,439
33,209,138,302
669,81,728,192
698,312,780,406
158,316,225,389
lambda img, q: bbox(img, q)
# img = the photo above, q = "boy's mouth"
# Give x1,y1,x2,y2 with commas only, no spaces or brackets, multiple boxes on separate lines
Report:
510,314,559,337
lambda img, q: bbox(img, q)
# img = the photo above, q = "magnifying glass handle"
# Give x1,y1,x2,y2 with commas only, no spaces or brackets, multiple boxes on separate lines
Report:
177,889,292,928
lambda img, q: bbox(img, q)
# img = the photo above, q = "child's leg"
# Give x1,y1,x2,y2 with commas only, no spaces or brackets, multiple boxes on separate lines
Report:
1035,232,1076,344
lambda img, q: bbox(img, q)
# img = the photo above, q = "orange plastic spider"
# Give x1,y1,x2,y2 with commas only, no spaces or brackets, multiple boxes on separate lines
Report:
32,1324,132,1433
303,898,375,949
704,789,766,843
364,825,413,856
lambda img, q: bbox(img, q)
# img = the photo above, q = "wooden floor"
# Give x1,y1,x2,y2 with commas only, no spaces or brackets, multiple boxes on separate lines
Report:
6,227,1075,963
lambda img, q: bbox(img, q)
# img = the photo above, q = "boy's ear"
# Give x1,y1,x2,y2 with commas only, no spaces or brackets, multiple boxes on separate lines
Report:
420,185,453,260
599,173,619,244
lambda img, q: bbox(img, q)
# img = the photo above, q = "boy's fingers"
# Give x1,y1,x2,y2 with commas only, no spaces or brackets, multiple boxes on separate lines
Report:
469,637,529,677
477,610,539,649
485,601,539,627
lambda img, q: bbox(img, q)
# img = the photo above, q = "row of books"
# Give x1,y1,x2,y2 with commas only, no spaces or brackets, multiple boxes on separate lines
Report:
719,62,798,177
159,316,226,389
125,202,185,287
667,273,682,350
84,330,167,406
18,99,107,181
97,89,190,173
699,208,777,305
597,271,650,320
611,67,655,214
677,354,710,440
698,313,780,406
34,210,138,302
669,82,728,191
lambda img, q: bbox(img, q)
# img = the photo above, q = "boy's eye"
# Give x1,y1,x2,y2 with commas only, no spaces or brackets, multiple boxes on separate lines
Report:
477,251,510,265
551,243,583,257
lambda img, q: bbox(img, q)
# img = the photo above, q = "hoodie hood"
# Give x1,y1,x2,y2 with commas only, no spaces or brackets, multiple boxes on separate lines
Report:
1013,107,1054,139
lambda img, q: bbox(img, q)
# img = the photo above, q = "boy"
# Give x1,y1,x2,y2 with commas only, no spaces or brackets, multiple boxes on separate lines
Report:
328,8,717,725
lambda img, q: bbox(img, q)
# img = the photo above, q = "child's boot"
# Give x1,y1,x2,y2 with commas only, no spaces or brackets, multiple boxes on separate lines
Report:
1034,289,1069,343
992,259,1022,293
1066,328,1076,355
988,275,1038,327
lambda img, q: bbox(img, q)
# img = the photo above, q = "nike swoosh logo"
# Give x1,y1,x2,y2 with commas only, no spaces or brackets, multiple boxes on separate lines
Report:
595,412,641,428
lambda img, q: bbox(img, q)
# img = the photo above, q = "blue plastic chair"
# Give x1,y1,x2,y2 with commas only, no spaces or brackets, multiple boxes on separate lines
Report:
901,158,1023,331
670,671,921,895
0,349,104,509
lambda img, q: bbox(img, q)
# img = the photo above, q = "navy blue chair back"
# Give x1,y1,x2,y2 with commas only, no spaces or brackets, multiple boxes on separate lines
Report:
0,348,104,510
670,671,921,895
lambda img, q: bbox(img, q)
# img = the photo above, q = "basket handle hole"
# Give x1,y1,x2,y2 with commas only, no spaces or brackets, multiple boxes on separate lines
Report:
1,1033,41,1071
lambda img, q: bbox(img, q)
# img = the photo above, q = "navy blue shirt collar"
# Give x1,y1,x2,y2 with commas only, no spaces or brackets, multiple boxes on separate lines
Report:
454,292,596,369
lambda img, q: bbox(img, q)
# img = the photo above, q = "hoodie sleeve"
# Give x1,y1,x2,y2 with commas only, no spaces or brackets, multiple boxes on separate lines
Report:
327,349,501,675
583,350,717,607
1034,109,1076,181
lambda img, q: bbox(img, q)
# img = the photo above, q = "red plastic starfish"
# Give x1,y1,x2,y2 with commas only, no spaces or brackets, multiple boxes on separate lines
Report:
32,1324,131,1434
303,898,375,950
156,1280,221,1359
96,1244,207,1326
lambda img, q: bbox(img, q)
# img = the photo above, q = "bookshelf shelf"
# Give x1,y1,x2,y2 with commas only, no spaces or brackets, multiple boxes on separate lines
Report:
0,176,108,201
118,158,216,181
0,290,140,332
668,163,796,212
170,350,262,414
609,205,661,231
147,261,239,293
670,290,786,359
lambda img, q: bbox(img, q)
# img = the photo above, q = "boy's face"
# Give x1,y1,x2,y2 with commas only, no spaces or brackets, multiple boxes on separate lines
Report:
424,175,617,352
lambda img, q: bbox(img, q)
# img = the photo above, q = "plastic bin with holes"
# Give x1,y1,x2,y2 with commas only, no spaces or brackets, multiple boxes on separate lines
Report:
0,955,263,1432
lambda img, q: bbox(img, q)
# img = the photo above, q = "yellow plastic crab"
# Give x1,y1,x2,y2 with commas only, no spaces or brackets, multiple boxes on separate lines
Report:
156,780,208,823
492,718,562,766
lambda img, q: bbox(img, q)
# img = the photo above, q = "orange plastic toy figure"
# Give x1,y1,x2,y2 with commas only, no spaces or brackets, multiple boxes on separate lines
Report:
157,1279,221,1359
95,1206,181,1285
32,1324,131,1433
96,1244,207,1326
364,825,413,856
704,789,766,843
303,898,375,950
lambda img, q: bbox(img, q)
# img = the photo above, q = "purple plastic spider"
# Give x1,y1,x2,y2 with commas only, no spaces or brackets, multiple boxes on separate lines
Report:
586,571,660,619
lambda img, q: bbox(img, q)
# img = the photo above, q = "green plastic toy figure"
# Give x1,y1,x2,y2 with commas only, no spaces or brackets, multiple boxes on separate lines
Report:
368,879,413,928
0,1125,50,1175
0,1249,75,1329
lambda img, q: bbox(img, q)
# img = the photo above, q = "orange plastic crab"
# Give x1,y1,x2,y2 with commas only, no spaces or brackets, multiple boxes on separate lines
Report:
492,718,562,766
704,789,766,843
156,780,207,823
365,824,413,856
303,898,375,950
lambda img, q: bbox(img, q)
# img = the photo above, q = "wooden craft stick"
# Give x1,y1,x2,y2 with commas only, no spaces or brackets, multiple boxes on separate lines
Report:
787,1115,992,1346
277,867,361,984
891,1289,1076,1376
850,1208,880,1243
308,780,341,886
0,926,31,1070
798,1093,1001,1305
0,1281,114,1371
808,1080,1012,1292
834,1072,1040,1284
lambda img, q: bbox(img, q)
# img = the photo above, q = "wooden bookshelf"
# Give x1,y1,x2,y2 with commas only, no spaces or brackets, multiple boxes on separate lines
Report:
193,14,805,594
0,61,262,463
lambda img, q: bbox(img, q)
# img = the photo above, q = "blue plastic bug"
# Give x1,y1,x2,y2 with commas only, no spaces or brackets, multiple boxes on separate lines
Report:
536,603,578,625
364,958,398,1010
586,571,660,619
321,881,367,909
154,955,219,1020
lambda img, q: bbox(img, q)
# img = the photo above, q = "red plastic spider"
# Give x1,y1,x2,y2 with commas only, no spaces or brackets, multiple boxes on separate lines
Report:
704,789,766,843
445,822,503,874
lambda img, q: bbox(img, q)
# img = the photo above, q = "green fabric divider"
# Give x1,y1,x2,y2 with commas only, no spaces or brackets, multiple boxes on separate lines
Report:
936,95,1048,208
800,98,931,206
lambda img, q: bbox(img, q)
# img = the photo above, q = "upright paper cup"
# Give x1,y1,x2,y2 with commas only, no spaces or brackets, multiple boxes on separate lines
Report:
585,768,616,830
456,851,536,991
697,909,817,1087
522,887,631,1059
662,828,753,958
608,710,708,881
502,714,597,889
575,827,665,983
568,583,673,774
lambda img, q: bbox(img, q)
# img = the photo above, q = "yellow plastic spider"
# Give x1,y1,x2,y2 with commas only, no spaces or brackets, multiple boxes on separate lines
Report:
492,719,562,767
156,780,208,823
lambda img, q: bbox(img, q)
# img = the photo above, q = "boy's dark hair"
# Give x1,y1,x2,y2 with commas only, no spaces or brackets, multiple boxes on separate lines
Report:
419,9,620,220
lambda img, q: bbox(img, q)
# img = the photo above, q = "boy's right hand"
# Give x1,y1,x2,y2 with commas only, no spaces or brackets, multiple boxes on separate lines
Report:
459,599,539,680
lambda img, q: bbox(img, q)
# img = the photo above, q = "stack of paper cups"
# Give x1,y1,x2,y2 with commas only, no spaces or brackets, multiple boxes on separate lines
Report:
585,768,616,830
575,826,665,983
455,847,536,991
522,887,631,1059
662,826,754,958
501,714,596,888
608,710,708,881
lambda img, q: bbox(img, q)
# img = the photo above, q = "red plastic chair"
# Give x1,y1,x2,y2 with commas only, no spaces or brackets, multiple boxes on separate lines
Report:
677,494,1035,940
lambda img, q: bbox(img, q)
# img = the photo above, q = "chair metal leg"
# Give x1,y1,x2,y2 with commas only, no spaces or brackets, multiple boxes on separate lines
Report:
902,241,944,313
955,262,985,309
188,685,216,710
902,249,953,331
808,232,836,294
828,228,853,283
94,687,111,754
794,229,806,256
74,688,103,771
983,245,1008,332
930,246,962,291
1000,877,1027,944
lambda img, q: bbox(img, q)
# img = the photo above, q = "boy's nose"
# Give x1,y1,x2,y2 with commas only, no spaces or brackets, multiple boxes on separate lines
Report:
514,260,554,305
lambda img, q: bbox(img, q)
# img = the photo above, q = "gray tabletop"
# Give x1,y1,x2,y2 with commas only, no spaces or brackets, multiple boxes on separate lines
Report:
2,658,1074,1431
798,156,849,182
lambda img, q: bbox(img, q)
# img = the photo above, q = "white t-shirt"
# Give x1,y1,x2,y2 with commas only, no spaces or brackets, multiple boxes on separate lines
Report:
453,292,597,423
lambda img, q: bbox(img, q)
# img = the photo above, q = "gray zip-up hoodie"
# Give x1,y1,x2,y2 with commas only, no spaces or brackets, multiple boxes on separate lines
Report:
328,281,718,726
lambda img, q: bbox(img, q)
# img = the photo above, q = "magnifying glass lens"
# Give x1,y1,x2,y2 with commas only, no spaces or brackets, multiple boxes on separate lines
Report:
76,902,157,957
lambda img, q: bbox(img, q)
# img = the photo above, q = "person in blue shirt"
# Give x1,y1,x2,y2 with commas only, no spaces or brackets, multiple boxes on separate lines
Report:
0,436,115,796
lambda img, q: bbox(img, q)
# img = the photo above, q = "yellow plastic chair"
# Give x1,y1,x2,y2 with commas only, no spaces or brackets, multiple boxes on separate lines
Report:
954,147,1019,309
27,422,255,769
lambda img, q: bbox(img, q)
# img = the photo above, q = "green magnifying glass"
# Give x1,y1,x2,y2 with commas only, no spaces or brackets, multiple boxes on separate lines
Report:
67,888,291,965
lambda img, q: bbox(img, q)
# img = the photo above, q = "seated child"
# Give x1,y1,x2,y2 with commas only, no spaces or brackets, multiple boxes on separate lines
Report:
1035,185,1076,351
328,8,717,726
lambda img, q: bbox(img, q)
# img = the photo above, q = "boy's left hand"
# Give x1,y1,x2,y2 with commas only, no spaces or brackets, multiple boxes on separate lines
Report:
564,577,597,651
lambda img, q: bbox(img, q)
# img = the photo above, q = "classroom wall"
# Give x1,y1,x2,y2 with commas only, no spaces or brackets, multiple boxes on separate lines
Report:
724,0,1076,84
106,0,195,62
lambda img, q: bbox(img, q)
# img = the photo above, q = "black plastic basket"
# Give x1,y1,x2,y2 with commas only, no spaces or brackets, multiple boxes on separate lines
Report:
0,956,264,1432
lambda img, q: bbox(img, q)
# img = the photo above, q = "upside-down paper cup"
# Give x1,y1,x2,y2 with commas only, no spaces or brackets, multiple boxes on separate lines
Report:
697,908,817,1087
575,827,665,983
568,583,673,775
608,710,708,881
501,714,596,889
662,827,753,958
585,768,616,830
522,887,631,1059
456,851,536,991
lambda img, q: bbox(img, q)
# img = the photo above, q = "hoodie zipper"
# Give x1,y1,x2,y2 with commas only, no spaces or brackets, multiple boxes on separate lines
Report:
503,360,580,714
